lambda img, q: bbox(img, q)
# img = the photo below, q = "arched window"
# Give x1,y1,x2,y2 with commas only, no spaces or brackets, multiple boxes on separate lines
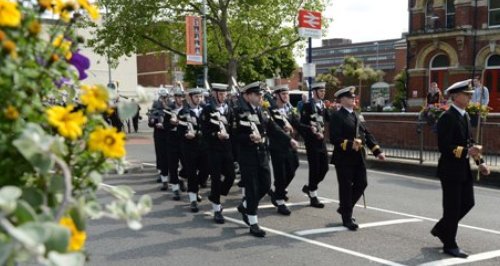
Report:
489,0,500,27
425,0,437,30
431,54,450,68
446,0,455,29
486,54,500,67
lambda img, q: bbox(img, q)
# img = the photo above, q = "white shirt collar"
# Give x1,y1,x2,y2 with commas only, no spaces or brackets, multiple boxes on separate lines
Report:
343,106,354,113
451,104,466,116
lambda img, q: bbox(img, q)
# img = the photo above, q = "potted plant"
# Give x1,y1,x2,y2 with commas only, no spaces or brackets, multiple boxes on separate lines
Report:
466,103,492,127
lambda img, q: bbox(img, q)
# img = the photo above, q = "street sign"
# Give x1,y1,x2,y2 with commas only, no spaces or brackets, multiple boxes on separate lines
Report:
298,10,322,39
303,63,316,78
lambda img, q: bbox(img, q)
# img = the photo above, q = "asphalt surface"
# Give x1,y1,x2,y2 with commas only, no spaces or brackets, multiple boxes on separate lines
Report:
85,131,500,266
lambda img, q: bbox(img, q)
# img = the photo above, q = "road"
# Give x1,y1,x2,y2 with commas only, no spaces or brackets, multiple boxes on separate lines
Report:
85,133,500,266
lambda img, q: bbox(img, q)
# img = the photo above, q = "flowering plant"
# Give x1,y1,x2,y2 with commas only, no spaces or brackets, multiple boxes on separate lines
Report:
466,103,492,119
0,1,151,266
419,103,449,126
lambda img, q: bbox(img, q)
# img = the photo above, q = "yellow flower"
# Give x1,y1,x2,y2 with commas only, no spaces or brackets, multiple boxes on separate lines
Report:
88,127,126,158
262,100,270,109
59,216,87,252
0,0,21,27
80,85,109,113
38,0,52,10
2,40,17,58
28,20,42,36
46,105,87,140
0,30,5,41
77,0,99,20
4,105,19,120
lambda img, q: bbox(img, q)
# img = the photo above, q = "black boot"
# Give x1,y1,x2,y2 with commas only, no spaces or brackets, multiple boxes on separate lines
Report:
190,201,199,213
160,183,168,191
268,190,278,207
214,211,225,224
172,190,181,201
179,180,187,192
337,207,355,222
342,216,359,231
277,204,291,216
237,202,249,226
197,194,202,202
310,197,325,208
249,224,266,237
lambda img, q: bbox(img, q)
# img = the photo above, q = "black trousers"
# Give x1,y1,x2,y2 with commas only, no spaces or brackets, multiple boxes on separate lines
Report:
270,150,299,200
433,177,474,249
335,165,367,218
167,143,182,185
209,149,236,204
154,129,169,176
304,143,329,191
182,144,209,194
132,116,139,132
239,149,271,216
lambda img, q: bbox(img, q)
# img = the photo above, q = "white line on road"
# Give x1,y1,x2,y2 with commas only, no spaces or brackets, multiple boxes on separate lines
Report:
141,163,157,167
418,249,500,266
222,199,336,213
218,214,407,266
295,218,422,236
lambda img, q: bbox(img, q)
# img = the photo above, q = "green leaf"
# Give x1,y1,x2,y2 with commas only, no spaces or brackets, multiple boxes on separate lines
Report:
43,223,70,253
84,201,102,219
12,200,38,224
21,187,44,210
12,123,55,174
102,185,134,201
0,186,22,214
69,207,86,231
0,239,13,266
48,251,85,266
48,175,65,194
137,195,152,215
117,101,138,120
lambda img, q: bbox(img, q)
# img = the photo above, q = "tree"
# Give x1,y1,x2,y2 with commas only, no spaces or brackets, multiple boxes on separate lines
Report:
89,0,330,85
392,70,407,111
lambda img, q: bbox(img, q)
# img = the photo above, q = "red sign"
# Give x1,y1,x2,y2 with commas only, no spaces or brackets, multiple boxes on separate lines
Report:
186,16,203,65
298,10,322,30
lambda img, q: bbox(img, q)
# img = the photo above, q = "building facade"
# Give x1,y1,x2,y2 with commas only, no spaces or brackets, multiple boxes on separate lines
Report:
408,0,500,111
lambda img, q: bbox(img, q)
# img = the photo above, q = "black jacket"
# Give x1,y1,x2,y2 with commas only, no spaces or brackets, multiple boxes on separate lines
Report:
437,106,483,182
177,105,206,150
268,104,299,153
298,100,328,151
200,97,233,152
329,107,382,166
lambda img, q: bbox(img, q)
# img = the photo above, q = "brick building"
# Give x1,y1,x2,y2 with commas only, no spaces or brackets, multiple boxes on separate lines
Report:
408,0,500,111
137,52,180,87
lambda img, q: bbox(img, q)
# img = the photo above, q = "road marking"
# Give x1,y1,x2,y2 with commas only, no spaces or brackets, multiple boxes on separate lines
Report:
221,198,336,213
142,163,157,167
214,214,407,266
418,249,500,266
295,218,422,236
317,197,500,236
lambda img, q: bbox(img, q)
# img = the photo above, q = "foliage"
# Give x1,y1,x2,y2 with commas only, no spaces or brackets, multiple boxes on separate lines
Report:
87,0,331,84
466,103,492,119
419,103,449,126
392,70,407,111
0,2,151,265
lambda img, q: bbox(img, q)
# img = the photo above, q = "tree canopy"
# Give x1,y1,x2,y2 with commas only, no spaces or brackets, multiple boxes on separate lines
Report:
89,0,330,85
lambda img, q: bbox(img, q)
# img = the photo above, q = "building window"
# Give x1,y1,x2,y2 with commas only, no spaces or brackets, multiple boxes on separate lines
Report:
425,0,438,30
446,0,455,29
431,54,449,68
489,0,500,27
487,54,500,67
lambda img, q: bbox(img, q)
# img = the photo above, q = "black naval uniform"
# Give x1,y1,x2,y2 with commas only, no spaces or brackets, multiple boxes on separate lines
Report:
432,105,483,254
201,96,236,221
235,94,289,236
150,99,170,181
268,103,299,213
298,99,329,207
177,104,209,212
162,102,186,200
329,107,382,230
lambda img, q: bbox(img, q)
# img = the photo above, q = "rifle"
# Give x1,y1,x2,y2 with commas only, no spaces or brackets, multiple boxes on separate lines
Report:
305,80,324,135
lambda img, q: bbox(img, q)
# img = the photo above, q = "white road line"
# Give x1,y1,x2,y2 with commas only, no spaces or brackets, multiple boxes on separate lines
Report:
142,163,157,167
295,218,422,236
418,249,500,266
217,214,407,266
317,197,500,236
222,199,336,213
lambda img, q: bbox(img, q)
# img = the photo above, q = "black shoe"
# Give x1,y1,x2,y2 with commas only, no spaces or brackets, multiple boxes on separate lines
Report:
179,180,187,192
301,185,309,195
197,194,202,202
310,197,325,208
249,224,266,237
199,182,208,189
237,203,249,226
431,227,445,244
342,217,359,231
156,176,161,183
283,194,289,202
277,204,291,216
337,208,355,222
214,211,225,224
443,248,468,258
268,190,278,207
190,201,199,213
172,190,181,201
160,183,168,191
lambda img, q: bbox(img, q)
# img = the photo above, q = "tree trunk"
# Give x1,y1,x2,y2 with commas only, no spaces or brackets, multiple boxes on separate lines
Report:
227,59,238,86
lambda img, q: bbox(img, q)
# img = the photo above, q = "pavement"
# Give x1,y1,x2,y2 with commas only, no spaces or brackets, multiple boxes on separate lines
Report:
84,125,500,265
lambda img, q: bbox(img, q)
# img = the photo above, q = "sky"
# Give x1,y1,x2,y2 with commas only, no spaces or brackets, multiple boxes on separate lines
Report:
296,0,409,64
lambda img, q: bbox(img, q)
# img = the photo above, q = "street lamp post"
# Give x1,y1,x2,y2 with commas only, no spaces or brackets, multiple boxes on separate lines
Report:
202,0,208,89
374,41,379,69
